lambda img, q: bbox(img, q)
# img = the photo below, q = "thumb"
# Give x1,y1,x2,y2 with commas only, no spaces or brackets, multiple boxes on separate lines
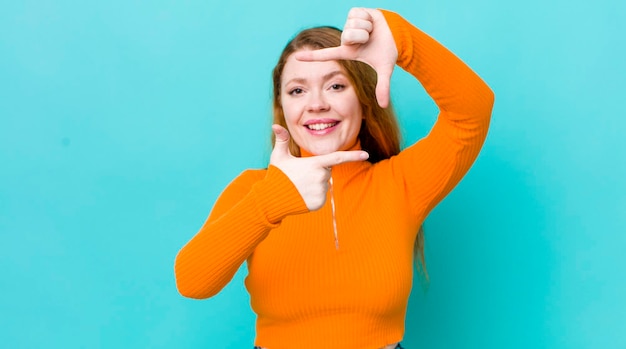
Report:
272,124,291,155
375,64,394,108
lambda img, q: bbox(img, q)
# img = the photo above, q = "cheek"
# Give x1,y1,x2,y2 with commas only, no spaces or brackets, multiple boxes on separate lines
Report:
282,108,296,127
341,97,363,122
330,90,361,114
281,100,303,126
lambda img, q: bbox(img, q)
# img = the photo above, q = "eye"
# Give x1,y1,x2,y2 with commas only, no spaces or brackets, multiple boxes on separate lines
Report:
330,84,345,90
288,88,304,95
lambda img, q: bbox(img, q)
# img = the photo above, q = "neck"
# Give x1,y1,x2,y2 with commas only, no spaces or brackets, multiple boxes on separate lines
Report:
299,140,370,181
299,140,362,158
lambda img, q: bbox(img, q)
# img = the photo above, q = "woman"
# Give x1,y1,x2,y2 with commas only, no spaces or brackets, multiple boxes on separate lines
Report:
175,7,494,349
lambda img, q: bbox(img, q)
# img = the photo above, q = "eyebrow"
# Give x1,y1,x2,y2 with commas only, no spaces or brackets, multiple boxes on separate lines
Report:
283,70,346,86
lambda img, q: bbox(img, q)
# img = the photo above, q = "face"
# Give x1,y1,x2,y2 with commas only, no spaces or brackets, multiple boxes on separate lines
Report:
280,50,363,156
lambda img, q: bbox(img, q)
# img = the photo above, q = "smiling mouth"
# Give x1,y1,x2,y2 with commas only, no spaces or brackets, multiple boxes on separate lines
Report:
306,122,338,131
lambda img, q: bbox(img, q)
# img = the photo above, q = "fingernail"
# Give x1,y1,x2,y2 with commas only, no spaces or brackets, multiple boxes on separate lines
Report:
360,152,369,159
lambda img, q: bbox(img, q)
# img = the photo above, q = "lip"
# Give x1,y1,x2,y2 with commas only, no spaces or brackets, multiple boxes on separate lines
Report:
303,119,340,135
303,118,340,126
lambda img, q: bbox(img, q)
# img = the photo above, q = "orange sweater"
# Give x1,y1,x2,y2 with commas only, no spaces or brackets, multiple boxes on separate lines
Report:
175,10,494,349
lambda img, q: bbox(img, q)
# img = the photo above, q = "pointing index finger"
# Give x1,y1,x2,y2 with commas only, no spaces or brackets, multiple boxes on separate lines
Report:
315,150,369,168
294,46,348,62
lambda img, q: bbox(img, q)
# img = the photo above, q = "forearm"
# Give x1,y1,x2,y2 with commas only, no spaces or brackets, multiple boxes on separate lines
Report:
381,10,494,120
380,10,494,216
175,198,273,299
174,166,308,299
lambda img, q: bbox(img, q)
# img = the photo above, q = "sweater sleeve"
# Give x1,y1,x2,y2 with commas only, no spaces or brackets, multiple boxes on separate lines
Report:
174,166,309,299
380,10,495,218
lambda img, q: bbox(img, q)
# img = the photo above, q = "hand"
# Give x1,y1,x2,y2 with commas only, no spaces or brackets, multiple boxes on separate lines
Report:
269,125,369,211
294,7,398,108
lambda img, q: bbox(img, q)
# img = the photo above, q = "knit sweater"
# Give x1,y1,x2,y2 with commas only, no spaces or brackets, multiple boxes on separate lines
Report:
175,9,494,349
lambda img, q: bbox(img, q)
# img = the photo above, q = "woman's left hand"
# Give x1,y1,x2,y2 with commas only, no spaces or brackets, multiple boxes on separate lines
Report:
295,7,397,108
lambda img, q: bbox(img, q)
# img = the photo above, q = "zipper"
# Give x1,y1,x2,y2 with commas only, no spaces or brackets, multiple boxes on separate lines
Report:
329,174,339,250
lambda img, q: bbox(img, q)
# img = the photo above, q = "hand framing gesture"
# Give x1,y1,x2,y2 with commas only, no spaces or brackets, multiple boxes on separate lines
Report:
295,8,398,108
270,125,369,211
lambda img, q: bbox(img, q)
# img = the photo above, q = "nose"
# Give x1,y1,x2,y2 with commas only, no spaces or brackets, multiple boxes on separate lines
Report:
306,91,330,112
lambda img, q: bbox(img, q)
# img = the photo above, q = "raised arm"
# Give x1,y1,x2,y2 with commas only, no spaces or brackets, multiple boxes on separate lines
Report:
383,9,494,217
297,8,494,218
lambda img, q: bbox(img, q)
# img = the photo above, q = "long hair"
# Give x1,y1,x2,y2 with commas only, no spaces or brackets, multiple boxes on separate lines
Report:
271,26,428,281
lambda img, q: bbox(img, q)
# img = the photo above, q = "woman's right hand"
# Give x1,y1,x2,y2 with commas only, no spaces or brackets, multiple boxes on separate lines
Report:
269,125,369,211
295,8,397,108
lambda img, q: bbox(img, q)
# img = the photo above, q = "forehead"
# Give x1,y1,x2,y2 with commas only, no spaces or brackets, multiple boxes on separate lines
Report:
281,52,346,83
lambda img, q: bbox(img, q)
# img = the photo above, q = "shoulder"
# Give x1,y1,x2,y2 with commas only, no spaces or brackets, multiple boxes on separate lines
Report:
224,168,268,194
237,168,268,182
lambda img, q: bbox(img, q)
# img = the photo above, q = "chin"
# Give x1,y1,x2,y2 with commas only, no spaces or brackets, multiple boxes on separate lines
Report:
307,144,341,156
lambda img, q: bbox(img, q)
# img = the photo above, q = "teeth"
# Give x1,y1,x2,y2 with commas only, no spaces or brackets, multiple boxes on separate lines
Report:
307,122,336,130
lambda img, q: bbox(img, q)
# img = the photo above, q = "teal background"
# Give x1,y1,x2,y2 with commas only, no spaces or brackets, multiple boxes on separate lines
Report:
1,0,625,348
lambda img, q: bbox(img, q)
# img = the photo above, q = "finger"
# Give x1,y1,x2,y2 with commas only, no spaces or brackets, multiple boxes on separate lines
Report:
272,124,291,154
375,64,394,108
316,150,369,168
341,29,370,45
294,46,350,62
347,7,374,22
344,18,373,33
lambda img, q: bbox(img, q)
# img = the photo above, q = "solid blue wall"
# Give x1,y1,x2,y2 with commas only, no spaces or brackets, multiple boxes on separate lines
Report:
1,0,624,348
